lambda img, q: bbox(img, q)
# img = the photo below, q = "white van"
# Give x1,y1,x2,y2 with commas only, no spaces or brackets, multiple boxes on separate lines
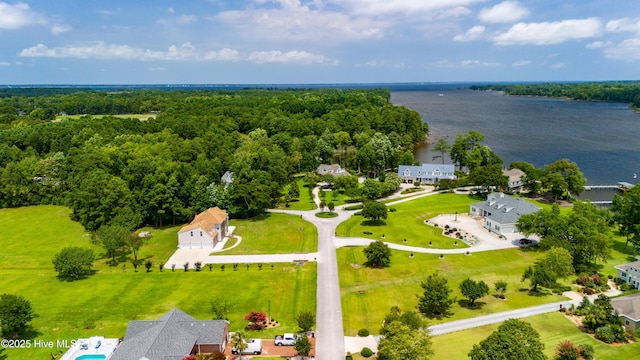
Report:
231,338,262,355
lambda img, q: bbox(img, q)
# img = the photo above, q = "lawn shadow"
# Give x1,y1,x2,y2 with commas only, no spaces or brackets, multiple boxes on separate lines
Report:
360,220,387,226
610,239,638,262
457,299,487,309
56,269,98,282
518,287,553,297
249,213,271,222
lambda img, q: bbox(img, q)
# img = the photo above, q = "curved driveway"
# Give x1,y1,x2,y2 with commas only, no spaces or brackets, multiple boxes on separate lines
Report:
269,189,530,359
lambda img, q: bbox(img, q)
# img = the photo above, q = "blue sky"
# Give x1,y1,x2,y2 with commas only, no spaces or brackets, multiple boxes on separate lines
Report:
1,0,640,84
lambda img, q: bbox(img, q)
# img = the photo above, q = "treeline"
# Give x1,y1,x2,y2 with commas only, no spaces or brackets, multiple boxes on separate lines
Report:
0,88,427,231
471,81,640,108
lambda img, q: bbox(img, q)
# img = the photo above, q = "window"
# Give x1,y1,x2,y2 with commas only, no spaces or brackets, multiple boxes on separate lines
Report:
200,231,203,236
622,272,627,278
190,231,193,237
626,320,630,325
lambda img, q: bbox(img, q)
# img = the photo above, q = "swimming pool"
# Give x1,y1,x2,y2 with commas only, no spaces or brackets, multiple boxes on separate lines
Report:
75,355,106,360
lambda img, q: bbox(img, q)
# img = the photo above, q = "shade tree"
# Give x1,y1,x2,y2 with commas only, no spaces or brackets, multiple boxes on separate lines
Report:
0,294,38,338
417,272,455,317
52,247,95,280
468,319,546,360
361,200,388,222
363,240,392,268
459,278,489,306
377,321,433,360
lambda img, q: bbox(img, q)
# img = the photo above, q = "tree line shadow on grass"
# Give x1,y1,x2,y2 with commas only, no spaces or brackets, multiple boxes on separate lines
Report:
360,219,387,227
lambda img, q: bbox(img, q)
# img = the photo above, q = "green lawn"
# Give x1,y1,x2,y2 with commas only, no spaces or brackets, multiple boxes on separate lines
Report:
337,193,478,248
338,246,567,336
432,312,640,359
281,179,316,211
220,213,317,255
0,206,316,359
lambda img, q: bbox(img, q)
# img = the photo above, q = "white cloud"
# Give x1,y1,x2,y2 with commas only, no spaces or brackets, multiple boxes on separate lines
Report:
143,43,197,60
479,1,529,24
18,42,328,64
604,38,640,60
512,60,531,66
493,18,602,45
51,23,72,35
606,18,640,33
0,2,45,29
453,25,485,42
214,2,385,43
19,42,143,59
202,48,239,61
148,67,166,71
0,61,9,66
176,14,197,24
551,62,567,69
586,41,611,49
356,60,404,68
334,0,484,16
167,7,175,14
247,50,336,64
435,59,500,68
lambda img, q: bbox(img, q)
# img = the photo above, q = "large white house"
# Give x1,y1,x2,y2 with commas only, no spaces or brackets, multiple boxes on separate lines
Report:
469,193,540,236
178,207,229,249
615,260,640,290
397,163,456,184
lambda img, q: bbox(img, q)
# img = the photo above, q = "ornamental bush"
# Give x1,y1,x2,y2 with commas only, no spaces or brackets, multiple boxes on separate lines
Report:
361,347,373,357
358,328,370,337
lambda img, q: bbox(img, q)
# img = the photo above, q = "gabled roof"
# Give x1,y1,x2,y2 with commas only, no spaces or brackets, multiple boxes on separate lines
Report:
398,163,456,178
611,293,640,321
503,168,525,183
110,308,228,360
179,207,227,235
471,193,540,225
317,164,349,176
615,261,640,271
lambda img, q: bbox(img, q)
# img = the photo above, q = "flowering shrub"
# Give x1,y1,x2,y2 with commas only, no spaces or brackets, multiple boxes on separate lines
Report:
244,311,267,330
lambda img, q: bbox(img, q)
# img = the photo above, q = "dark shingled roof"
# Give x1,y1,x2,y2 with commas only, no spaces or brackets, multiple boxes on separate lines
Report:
611,292,640,321
110,308,228,360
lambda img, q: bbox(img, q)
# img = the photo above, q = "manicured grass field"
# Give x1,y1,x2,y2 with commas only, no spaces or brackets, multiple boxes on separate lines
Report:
220,213,317,255
0,206,316,360
431,312,640,359
338,246,567,336
281,179,316,211
337,193,478,248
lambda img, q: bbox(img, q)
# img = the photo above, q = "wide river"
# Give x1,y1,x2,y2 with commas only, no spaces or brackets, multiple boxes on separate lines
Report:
391,88,640,186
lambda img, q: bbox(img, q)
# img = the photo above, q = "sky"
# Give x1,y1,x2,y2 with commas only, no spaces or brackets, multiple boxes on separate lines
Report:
1,0,640,84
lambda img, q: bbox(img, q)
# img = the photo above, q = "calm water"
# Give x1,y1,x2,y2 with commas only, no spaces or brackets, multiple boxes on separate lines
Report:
391,89,640,185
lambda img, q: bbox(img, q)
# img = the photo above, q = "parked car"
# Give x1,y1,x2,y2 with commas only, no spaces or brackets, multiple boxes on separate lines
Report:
518,238,533,245
231,338,262,355
274,333,298,346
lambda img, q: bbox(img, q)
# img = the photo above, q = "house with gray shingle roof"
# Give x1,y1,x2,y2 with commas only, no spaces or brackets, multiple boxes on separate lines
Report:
317,164,350,177
611,292,640,332
397,163,456,184
469,193,540,236
110,308,229,360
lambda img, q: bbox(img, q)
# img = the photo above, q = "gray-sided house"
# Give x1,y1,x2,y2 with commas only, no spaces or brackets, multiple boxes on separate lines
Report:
469,193,540,236
615,260,640,290
317,164,350,177
178,207,229,249
110,308,229,360
397,163,456,184
502,168,525,193
610,293,640,333
221,171,233,188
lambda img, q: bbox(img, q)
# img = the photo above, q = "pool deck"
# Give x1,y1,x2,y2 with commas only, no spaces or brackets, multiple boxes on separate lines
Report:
59,336,119,360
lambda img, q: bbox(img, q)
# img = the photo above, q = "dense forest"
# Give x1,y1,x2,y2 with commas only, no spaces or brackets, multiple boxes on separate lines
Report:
0,88,427,231
471,82,640,108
